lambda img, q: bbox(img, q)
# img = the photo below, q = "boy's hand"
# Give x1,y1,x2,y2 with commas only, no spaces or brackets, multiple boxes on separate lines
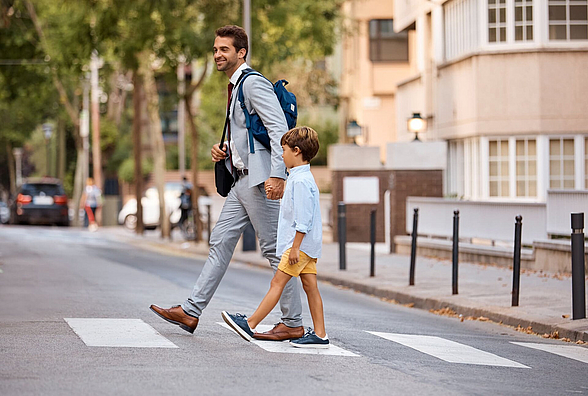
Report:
288,247,300,265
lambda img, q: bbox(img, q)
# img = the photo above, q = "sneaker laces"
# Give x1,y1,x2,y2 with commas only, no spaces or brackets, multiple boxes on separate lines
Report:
234,313,248,319
303,327,315,337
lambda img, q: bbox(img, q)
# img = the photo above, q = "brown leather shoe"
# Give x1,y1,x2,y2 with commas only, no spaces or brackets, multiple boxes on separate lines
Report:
150,304,199,334
253,322,304,341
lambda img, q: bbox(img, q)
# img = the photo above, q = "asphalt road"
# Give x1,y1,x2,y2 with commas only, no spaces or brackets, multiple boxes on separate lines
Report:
1,226,587,396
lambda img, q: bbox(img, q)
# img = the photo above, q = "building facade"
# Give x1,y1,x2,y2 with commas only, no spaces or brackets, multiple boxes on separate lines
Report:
393,0,588,202
340,0,415,159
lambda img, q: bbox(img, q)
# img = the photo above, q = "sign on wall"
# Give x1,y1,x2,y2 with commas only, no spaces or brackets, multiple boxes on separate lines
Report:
343,177,380,204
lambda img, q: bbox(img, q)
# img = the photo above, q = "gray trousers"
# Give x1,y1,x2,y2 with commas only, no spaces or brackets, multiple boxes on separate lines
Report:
182,175,303,328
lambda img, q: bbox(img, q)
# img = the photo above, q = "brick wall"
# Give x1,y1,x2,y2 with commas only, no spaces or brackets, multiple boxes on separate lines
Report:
388,170,443,251
331,170,391,243
331,169,443,247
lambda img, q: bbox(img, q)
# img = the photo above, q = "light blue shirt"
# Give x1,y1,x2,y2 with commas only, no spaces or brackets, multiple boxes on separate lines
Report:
276,164,322,259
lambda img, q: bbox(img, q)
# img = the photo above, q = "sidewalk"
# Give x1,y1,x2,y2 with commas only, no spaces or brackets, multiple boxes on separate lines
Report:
101,227,588,343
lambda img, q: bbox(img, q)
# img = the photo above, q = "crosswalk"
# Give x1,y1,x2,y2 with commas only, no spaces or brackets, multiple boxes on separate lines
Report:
367,331,528,368
64,318,588,369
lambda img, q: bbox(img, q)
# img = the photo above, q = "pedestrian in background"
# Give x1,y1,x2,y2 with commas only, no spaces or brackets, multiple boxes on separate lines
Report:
150,25,305,339
81,177,102,232
222,126,329,348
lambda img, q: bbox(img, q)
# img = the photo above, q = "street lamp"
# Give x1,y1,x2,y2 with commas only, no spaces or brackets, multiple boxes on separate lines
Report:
42,123,53,176
346,120,362,144
407,113,426,141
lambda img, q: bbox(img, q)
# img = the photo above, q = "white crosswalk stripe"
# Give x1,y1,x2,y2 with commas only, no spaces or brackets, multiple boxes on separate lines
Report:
367,331,529,368
511,342,588,364
218,323,360,356
65,318,178,348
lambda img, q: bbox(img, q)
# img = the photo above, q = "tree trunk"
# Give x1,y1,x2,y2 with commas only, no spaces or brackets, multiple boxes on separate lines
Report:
186,95,202,242
72,135,85,227
25,0,84,226
185,60,209,242
139,51,169,239
57,118,66,180
132,71,144,235
6,142,16,196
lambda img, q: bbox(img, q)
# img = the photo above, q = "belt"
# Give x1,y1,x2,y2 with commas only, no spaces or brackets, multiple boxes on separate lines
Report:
236,168,248,177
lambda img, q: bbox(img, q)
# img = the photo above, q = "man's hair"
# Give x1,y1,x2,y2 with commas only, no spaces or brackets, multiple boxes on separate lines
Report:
281,126,320,162
215,25,248,59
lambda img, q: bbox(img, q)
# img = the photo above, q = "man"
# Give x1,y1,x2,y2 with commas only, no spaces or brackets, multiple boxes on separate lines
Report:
150,25,304,341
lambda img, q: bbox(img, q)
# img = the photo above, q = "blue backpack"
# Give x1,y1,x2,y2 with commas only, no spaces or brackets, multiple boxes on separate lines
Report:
236,68,297,153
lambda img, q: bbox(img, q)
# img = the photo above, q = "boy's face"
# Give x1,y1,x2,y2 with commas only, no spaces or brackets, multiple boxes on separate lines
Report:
281,144,300,169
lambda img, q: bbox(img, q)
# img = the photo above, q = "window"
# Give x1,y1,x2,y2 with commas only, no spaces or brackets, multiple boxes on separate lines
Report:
489,139,510,196
516,139,537,197
515,0,534,41
369,20,409,62
444,0,479,60
549,138,575,189
489,0,508,43
549,0,588,40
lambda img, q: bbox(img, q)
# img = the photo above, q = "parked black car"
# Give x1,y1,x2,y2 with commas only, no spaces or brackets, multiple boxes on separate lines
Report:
10,178,69,226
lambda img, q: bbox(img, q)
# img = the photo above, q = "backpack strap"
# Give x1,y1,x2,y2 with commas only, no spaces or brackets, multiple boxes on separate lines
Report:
236,69,269,153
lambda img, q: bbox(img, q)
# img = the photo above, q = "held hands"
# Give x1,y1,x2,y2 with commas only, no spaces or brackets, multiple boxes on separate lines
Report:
288,247,300,265
264,177,285,200
211,143,228,162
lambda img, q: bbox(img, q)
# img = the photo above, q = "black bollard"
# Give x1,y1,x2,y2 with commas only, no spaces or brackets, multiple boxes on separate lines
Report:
207,204,212,246
571,213,586,320
512,215,523,307
242,223,257,252
370,208,376,277
409,208,419,286
452,210,459,295
338,202,347,270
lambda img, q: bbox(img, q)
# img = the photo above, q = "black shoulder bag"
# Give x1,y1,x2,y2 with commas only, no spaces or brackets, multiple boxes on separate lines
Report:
214,113,234,197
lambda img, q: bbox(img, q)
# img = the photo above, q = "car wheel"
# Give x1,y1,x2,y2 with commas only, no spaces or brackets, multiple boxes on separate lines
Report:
124,214,137,230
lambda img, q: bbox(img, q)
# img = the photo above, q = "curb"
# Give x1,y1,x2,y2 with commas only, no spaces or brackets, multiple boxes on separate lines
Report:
232,255,588,343
121,235,588,343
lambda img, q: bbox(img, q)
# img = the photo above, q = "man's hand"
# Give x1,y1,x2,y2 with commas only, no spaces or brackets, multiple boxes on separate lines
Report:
211,143,228,162
288,247,300,265
264,177,285,200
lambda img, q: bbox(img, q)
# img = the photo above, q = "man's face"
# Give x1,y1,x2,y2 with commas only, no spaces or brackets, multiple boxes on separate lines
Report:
213,36,244,72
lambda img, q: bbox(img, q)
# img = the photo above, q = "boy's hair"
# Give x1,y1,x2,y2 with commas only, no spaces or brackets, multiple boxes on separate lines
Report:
215,25,248,59
281,126,320,162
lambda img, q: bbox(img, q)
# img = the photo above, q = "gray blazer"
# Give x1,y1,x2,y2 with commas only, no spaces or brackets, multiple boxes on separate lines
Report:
225,72,288,188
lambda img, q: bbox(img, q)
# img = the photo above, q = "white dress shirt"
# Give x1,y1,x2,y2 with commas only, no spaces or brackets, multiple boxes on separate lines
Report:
276,164,322,259
228,62,251,170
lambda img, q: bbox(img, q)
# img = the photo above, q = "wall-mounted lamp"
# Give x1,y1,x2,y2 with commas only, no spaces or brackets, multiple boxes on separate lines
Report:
346,120,362,139
407,113,426,141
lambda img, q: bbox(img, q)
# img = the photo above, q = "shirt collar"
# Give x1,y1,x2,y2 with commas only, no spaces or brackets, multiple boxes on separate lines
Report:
288,164,310,176
229,62,250,85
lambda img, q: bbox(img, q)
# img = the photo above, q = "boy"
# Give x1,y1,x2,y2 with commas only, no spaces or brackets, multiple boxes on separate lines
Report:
222,126,328,348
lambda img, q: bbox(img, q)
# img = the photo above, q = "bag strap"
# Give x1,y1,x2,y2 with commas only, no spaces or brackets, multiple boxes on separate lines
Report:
220,68,257,147
237,69,268,153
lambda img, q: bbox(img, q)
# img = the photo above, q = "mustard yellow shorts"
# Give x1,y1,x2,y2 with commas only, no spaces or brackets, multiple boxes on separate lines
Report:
277,248,318,277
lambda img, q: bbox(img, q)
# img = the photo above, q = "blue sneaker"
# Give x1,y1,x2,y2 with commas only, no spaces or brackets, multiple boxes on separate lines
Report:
289,328,330,349
221,311,254,341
